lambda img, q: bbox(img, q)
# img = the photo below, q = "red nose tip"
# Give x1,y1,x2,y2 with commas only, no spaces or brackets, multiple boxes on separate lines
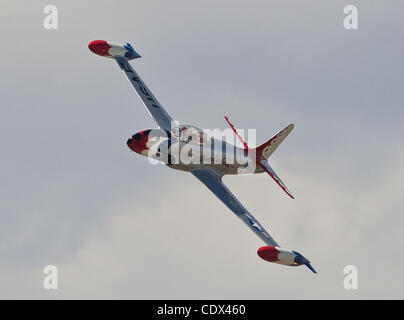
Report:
127,132,149,154
88,40,111,57
257,246,279,262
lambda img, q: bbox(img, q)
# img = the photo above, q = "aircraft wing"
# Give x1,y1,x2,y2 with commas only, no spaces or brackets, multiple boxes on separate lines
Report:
190,168,279,246
115,56,174,130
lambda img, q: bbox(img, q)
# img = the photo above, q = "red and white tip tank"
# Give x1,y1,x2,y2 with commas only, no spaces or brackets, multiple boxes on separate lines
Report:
88,40,141,61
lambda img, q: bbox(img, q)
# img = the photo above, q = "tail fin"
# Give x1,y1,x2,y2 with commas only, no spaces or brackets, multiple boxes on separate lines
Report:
224,117,294,199
256,124,294,160
256,124,295,199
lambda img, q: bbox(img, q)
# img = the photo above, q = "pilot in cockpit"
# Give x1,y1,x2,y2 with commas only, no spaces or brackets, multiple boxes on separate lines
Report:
177,126,209,145
178,126,193,143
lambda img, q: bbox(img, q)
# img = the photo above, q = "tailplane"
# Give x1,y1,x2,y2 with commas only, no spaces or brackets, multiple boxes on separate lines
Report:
224,116,295,199
258,159,294,199
255,124,294,199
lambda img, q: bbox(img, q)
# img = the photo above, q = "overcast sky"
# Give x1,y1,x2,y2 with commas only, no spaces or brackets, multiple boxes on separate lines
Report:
0,1,403,299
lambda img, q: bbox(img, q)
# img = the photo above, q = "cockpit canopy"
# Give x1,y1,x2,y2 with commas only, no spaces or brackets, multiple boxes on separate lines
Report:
171,125,211,145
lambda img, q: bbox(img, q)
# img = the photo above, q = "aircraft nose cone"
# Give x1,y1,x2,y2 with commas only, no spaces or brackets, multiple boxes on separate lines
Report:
127,136,133,148
127,132,148,154
127,133,141,148
88,40,111,56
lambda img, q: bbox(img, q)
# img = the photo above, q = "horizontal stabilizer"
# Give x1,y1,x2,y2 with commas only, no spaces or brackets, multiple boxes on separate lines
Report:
259,159,294,199
224,116,249,149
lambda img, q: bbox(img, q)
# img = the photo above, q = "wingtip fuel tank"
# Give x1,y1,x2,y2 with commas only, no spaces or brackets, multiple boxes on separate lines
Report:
257,246,316,273
88,40,141,60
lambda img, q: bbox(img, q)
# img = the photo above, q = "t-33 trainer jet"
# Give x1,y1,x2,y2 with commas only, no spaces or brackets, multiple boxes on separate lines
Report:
89,40,316,273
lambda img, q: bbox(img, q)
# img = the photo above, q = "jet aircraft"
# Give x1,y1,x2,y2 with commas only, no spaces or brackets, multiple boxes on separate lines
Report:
89,40,316,273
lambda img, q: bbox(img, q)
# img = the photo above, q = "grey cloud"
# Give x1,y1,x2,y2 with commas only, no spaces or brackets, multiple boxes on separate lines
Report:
0,0,403,298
